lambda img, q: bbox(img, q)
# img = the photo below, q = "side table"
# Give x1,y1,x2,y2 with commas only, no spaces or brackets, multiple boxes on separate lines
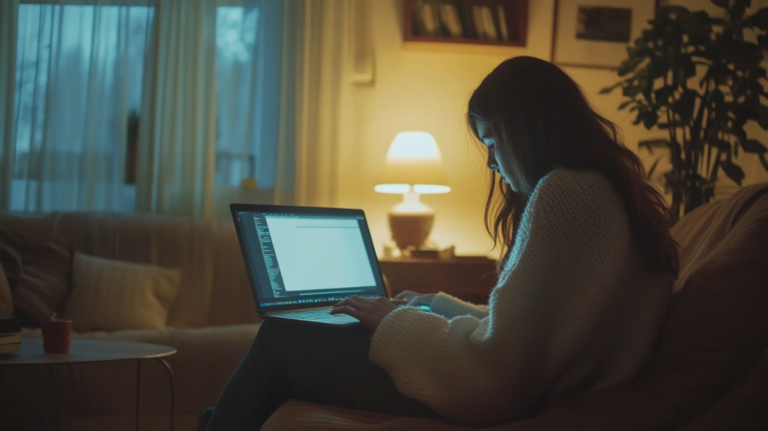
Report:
379,256,497,304
0,338,177,431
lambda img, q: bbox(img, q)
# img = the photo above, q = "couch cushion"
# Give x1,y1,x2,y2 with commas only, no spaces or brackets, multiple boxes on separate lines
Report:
12,241,73,324
62,253,181,332
0,232,23,290
0,265,12,316
628,188,768,425
677,346,768,431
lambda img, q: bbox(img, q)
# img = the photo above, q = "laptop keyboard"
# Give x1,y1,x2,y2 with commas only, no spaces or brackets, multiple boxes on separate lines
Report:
280,309,336,320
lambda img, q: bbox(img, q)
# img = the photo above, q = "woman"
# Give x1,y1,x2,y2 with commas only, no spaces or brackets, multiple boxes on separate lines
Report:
203,56,678,430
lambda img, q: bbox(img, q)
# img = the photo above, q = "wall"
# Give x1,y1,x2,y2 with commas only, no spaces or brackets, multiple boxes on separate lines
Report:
337,0,768,257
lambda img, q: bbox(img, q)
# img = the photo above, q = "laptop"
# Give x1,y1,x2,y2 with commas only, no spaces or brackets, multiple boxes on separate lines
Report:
230,203,389,327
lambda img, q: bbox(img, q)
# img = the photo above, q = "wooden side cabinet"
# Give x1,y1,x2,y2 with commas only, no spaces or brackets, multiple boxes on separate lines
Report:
379,256,498,305
404,0,529,47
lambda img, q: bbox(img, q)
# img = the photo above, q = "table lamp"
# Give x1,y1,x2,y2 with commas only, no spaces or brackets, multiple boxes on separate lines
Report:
375,132,450,250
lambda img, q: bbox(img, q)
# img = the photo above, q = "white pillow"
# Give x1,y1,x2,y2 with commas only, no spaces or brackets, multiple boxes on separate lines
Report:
63,253,180,332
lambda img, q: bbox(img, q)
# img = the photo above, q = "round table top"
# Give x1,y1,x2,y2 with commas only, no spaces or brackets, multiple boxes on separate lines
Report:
0,339,176,365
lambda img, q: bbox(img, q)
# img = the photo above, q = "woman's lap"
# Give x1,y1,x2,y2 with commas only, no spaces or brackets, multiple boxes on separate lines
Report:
204,318,434,430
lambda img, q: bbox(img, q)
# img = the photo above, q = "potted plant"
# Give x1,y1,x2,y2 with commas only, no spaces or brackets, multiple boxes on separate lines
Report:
601,0,768,221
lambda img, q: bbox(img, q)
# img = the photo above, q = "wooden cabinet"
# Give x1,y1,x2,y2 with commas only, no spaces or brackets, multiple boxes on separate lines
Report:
404,0,528,47
379,256,498,305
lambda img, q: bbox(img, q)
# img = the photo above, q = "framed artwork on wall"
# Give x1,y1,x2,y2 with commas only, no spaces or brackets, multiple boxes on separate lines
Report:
550,0,660,69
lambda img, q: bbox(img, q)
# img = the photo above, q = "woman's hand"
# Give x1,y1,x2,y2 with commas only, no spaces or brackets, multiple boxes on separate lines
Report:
330,296,397,331
395,290,437,308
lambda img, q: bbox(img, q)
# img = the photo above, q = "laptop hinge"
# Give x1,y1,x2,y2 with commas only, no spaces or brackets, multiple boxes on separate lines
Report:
264,305,333,316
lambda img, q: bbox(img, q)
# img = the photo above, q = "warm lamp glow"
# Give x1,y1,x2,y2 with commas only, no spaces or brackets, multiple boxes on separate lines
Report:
375,132,450,250
375,132,450,194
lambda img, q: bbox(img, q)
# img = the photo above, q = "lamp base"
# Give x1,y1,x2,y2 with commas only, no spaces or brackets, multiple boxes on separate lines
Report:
389,211,434,250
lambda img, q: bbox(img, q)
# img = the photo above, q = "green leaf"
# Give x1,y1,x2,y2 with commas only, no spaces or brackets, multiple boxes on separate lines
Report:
618,100,634,111
720,160,745,185
741,139,768,154
634,110,644,125
623,84,643,98
643,110,659,129
599,82,621,95
757,105,768,129
654,86,675,105
759,153,768,171
618,55,646,77
752,8,768,30
731,0,749,20
639,139,670,153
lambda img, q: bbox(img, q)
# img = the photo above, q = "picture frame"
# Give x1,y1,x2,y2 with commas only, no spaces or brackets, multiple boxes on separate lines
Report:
550,0,660,69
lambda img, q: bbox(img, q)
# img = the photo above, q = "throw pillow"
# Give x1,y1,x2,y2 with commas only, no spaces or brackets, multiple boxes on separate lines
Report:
62,253,181,332
0,265,12,316
12,241,73,324
0,231,23,289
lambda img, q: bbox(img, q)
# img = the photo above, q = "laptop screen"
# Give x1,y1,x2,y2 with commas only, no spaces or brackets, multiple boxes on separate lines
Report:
232,206,386,312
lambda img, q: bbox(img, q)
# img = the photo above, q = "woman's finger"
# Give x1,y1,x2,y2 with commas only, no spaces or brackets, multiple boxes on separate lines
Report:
335,297,366,309
345,296,371,307
330,305,363,320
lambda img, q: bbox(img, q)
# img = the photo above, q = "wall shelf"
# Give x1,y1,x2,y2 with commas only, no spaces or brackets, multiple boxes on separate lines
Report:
404,0,529,48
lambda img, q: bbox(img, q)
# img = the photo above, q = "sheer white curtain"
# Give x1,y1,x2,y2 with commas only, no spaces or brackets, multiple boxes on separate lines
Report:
137,0,300,217
293,0,372,208
0,0,19,209
3,0,153,212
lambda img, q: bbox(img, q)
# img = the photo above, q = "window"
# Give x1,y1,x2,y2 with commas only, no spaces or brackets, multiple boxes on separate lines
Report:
13,3,152,211
215,5,263,188
8,1,281,214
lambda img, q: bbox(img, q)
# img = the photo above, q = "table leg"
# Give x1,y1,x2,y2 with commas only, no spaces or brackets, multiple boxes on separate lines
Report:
135,359,142,431
153,358,176,431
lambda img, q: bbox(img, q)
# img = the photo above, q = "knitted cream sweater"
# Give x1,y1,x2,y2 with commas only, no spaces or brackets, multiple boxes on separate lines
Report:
370,169,673,426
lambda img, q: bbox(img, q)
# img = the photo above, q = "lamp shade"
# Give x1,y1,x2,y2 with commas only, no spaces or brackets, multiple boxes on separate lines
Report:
375,132,450,194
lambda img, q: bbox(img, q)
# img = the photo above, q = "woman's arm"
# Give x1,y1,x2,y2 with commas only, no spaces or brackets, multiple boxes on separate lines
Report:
429,292,489,319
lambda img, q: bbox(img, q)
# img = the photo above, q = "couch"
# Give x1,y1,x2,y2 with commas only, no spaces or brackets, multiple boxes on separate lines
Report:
260,183,768,431
0,211,263,431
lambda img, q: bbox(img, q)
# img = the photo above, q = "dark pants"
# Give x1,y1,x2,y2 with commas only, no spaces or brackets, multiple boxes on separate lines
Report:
203,319,435,430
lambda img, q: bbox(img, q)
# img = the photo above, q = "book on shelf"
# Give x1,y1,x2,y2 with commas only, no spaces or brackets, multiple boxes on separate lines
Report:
418,0,441,37
459,3,478,39
480,6,498,41
440,3,464,38
497,5,510,41
0,343,21,354
472,5,485,39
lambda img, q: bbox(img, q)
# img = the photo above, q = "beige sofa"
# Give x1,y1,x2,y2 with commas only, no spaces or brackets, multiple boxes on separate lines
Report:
0,211,262,431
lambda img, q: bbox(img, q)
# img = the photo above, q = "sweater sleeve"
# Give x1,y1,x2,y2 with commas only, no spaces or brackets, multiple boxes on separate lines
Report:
369,171,640,426
429,292,489,319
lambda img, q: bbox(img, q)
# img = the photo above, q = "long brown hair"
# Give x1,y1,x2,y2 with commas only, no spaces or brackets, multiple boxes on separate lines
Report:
468,56,678,276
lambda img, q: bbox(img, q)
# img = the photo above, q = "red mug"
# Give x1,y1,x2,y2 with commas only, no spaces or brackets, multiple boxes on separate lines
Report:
42,320,72,354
